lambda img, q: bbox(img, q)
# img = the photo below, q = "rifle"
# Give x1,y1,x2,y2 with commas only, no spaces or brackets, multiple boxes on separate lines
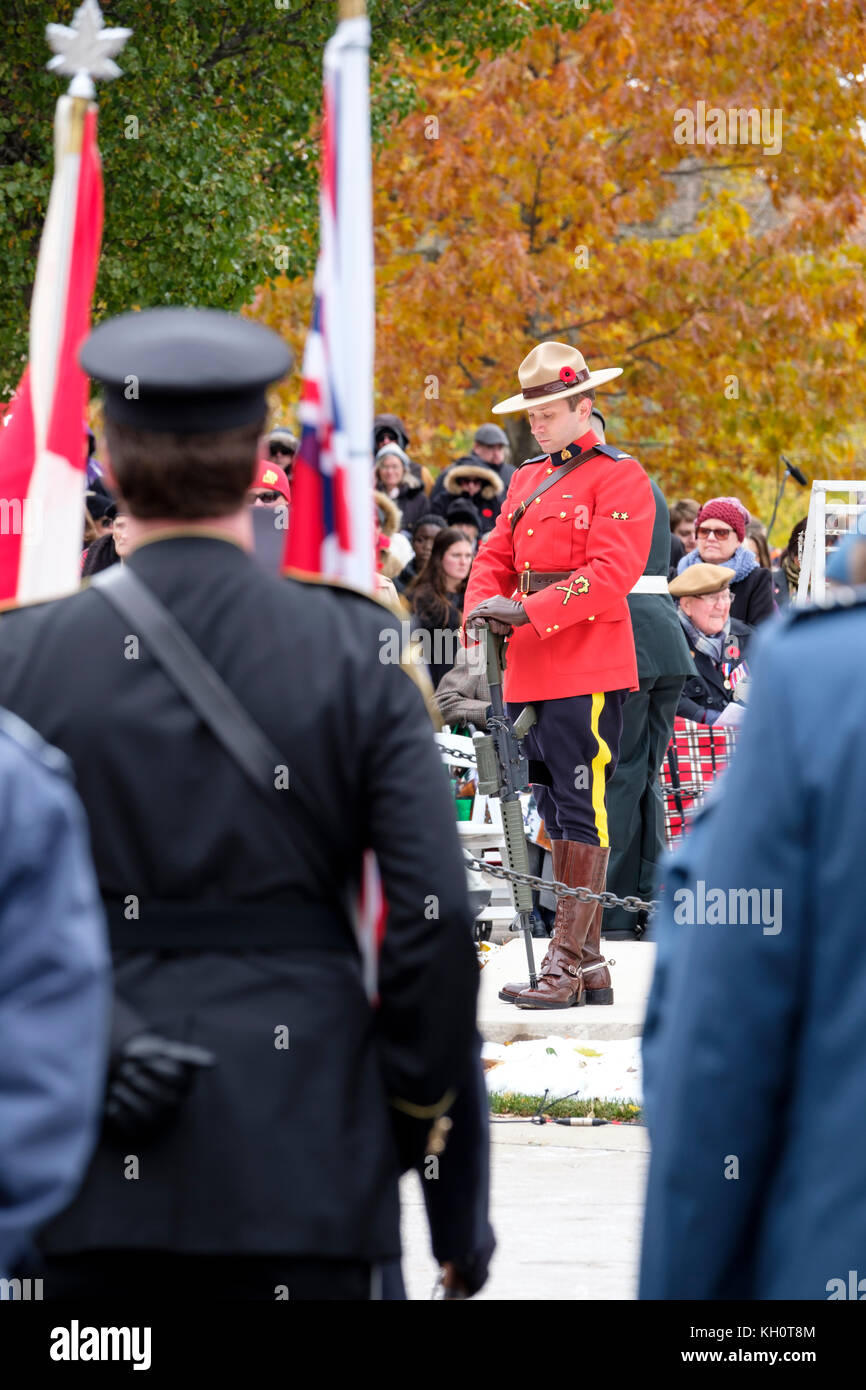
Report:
471,628,539,989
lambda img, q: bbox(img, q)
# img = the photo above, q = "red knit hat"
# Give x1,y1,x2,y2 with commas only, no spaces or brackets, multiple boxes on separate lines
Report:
696,496,749,543
250,458,291,503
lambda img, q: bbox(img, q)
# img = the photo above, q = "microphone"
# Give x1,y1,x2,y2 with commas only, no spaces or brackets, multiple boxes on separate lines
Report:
781,455,808,488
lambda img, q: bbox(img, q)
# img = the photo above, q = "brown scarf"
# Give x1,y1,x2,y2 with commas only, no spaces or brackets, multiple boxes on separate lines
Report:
782,552,800,597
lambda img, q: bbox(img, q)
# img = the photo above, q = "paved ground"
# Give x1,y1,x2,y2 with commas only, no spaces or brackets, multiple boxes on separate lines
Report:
400,1122,650,1301
397,935,655,1299
479,937,656,1041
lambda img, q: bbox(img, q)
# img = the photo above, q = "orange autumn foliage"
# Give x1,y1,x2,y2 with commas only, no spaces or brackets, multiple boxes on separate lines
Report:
255,0,866,528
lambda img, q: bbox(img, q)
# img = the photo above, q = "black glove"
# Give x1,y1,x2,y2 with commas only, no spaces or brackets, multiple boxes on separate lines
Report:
104,1033,216,1143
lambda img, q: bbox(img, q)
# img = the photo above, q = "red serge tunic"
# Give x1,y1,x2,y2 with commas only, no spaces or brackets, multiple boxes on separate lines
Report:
463,429,655,703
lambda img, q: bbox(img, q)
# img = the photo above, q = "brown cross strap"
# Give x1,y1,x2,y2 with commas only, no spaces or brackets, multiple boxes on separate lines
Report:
510,446,599,533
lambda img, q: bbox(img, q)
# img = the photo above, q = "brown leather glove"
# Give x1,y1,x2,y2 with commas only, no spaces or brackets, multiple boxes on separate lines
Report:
464,597,530,635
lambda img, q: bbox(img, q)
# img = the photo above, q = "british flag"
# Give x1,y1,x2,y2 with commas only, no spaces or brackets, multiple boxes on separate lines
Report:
284,9,385,996
284,12,374,591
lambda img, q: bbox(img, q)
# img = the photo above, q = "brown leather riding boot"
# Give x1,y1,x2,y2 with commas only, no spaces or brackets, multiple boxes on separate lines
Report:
580,897,614,1005
498,839,567,1003
515,843,610,1010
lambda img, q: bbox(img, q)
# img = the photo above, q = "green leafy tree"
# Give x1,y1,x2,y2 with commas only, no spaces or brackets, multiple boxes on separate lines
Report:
0,0,602,392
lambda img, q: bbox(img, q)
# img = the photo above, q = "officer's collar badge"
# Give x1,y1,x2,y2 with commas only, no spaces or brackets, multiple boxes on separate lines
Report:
549,442,585,466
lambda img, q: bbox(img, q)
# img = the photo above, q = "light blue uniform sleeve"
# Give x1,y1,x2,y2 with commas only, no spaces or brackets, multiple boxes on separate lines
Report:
0,721,111,1281
639,624,809,1298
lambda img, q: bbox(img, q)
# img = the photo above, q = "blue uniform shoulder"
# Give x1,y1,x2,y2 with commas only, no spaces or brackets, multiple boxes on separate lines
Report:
517,453,548,469
593,443,635,462
0,708,71,779
785,586,866,624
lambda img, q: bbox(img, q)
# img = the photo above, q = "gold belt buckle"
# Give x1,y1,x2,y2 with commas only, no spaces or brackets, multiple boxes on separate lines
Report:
519,569,531,595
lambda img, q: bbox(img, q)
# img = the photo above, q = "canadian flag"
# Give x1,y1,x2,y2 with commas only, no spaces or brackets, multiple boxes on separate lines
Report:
0,95,103,605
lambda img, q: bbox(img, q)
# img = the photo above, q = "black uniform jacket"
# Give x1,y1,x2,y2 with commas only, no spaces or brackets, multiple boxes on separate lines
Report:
0,534,478,1259
677,616,755,723
730,562,774,627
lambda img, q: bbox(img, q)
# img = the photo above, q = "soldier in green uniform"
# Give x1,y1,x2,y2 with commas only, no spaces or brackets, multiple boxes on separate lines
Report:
602,478,694,940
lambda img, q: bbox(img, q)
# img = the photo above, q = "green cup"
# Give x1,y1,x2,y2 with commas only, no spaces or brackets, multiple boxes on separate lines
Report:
455,798,473,821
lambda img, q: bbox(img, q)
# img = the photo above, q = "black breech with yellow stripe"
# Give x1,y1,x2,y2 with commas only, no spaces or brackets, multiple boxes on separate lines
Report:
507,690,626,847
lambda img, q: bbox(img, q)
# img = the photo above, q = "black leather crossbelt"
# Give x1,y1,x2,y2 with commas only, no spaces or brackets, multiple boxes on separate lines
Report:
90,566,355,953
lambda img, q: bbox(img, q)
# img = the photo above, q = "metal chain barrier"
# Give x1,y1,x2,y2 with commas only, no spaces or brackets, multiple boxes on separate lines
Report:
440,743,661,912
438,742,477,763
463,851,658,914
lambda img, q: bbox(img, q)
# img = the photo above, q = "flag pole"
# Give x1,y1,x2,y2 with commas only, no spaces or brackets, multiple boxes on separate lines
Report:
0,1,130,605
334,0,374,588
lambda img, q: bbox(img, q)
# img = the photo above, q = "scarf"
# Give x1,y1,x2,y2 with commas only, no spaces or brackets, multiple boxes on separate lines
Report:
782,551,800,597
677,544,758,582
678,608,730,663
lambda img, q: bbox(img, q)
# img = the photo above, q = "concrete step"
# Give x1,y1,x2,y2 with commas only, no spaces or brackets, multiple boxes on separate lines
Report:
479,937,655,1043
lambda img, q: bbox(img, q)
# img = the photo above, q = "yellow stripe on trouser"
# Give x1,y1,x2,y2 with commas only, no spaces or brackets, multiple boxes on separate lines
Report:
589,691,612,848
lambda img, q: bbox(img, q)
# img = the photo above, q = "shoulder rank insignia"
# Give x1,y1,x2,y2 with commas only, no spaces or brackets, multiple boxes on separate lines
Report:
556,576,590,604
593,443,632,461
611,510,629,520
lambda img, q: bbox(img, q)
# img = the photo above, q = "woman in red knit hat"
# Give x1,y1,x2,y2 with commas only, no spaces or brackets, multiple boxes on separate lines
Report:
675,495,775,626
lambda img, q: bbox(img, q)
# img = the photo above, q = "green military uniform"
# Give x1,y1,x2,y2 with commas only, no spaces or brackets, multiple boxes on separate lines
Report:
602,479,694,938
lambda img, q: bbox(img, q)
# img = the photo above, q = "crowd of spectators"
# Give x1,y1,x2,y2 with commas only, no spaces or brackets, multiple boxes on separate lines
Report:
79,412,832,728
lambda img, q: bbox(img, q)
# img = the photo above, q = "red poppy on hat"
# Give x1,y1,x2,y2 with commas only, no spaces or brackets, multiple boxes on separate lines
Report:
559,366,577,385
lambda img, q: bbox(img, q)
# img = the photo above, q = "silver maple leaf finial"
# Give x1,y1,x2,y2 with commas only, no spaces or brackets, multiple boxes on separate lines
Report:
46,0,132,99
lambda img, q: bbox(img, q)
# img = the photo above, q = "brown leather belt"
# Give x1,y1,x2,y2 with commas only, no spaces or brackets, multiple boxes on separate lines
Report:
518,569,572,595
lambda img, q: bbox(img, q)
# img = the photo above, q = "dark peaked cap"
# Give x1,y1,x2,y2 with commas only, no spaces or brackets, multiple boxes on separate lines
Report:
80,307,292,433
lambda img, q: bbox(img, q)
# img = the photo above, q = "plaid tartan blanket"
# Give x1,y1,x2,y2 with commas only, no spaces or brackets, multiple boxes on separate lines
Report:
660,717,739,848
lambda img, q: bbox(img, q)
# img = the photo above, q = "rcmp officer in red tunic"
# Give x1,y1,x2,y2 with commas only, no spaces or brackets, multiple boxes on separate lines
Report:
465,342,654,1009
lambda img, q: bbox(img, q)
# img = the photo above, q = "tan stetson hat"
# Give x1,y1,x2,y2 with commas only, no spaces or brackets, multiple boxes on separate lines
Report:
492,341,623,415
669,564,736,598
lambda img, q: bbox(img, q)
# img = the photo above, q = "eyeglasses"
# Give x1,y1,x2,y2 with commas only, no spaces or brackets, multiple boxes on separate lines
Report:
250,490,282,504
269,444,296,459
697,525,734,540
695,590,732,604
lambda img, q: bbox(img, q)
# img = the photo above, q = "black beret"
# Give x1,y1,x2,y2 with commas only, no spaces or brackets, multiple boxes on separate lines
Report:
80,307,292,433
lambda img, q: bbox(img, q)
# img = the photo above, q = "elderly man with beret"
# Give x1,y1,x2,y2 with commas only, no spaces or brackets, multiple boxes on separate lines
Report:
669,562,756,728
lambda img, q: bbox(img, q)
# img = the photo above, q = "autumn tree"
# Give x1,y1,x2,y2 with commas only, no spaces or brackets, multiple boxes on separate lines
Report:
259,0,866,530
0,0,599,394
